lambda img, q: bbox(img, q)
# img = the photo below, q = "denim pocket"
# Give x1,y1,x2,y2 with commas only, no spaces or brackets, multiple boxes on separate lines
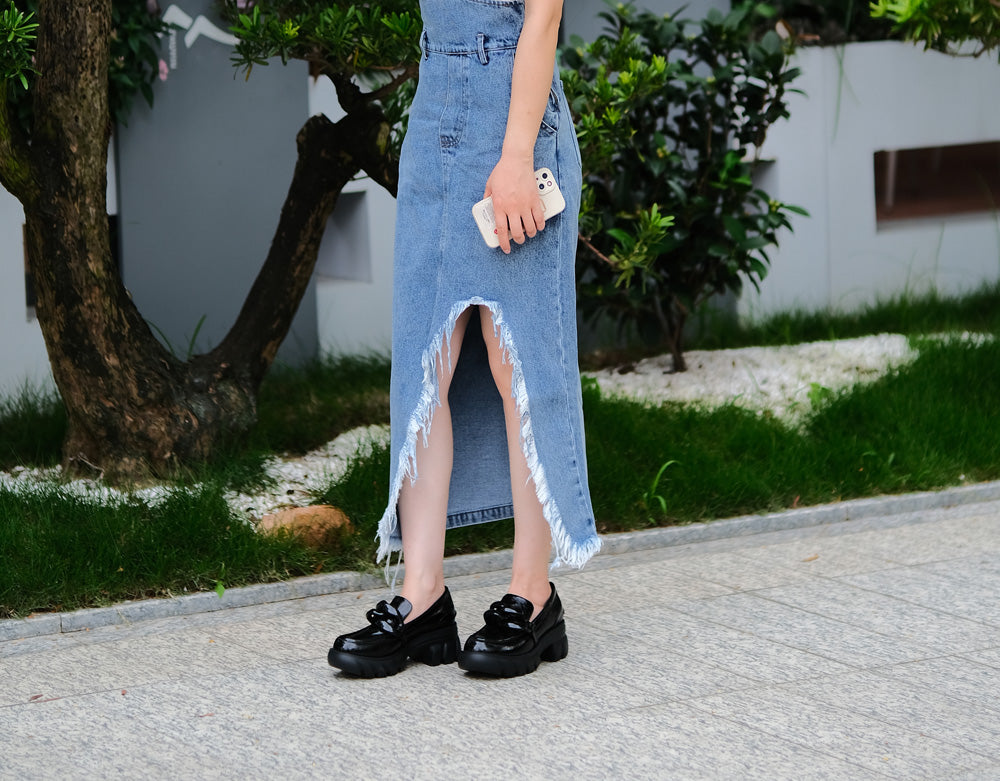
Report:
439,56,470,149
538,88,560,137
461,0,521,5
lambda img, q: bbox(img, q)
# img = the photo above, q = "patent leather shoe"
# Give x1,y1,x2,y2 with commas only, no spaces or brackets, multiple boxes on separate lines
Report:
328,587,460,678
459,582,568,677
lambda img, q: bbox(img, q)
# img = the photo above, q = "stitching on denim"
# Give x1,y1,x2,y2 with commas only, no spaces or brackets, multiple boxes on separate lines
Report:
439,57,468,149
460,0,522,6
423,41,518,55
446,504,514,527
537,88,559,136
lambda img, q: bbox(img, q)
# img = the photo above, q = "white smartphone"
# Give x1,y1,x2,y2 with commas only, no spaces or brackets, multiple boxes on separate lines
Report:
472,167,567,248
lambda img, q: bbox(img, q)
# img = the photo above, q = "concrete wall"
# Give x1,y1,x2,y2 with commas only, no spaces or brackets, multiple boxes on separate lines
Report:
116,1,314,365
562,0,728,42
308,78,395,358
0,191,48,397
743,42,1000,319
1,1,740,399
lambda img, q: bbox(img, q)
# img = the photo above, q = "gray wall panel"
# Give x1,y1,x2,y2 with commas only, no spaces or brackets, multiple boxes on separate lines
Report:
117,1,314,365
563,0,729,44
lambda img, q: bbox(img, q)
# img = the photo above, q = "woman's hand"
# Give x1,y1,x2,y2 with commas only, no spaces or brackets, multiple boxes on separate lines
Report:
484,153,545,254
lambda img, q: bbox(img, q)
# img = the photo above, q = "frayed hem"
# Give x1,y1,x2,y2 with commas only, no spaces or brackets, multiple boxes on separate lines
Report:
375,297,599,574
551,533,602,570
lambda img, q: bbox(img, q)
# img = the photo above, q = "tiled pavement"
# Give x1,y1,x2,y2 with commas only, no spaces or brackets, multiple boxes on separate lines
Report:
1,499,998,779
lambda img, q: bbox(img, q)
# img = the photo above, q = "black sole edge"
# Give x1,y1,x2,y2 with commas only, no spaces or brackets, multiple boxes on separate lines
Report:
328,627,461,678
327,650,407,678
458,624,568,678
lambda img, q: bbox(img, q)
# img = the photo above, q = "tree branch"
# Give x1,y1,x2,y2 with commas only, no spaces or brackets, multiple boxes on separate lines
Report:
579,233,617,267
211,106,391,385
330,70,364,114
355,116,399,196
366,63,417,103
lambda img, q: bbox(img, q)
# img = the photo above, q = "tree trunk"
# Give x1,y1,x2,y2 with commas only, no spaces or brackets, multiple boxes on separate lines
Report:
653,290,687,372
18,0,396,482
667,331,687,373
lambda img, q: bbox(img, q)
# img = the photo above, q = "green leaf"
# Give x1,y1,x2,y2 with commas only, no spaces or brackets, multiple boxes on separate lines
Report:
742,236,771,250
723,215,747,241
759,30,783,56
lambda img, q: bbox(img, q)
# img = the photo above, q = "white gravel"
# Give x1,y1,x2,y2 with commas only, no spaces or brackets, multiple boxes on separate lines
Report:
225,423,389,519
0,334,922,518
585,333,918,422
0,424,391,523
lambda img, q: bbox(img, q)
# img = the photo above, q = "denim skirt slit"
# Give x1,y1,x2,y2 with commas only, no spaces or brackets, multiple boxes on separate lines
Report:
376,0,601,572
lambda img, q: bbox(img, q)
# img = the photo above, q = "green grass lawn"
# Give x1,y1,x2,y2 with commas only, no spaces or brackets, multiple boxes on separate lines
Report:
2,285,999,618
0,484,318,617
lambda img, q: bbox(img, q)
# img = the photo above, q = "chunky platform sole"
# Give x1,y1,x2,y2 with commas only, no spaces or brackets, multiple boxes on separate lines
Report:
458,620,568,678
328,625,460,678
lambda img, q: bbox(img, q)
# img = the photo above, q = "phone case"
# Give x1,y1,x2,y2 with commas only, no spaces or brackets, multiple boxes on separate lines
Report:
472,167,566,248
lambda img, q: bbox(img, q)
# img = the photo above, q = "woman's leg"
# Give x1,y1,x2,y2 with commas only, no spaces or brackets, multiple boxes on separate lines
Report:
479,307,552,619
397,307,473,621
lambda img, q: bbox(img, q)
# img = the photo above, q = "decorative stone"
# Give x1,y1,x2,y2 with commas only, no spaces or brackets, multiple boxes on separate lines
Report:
257,505,353,548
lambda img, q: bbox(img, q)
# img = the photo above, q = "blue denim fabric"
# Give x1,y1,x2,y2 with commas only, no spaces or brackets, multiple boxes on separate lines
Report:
376,0,600,569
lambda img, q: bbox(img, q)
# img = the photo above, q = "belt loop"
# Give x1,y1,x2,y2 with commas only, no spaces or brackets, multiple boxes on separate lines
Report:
476,33,488,65
421,30,429,59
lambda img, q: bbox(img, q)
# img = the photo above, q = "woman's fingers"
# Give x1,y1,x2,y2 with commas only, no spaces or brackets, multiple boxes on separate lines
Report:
494,203,545,254
511,211,529,244
532,202,546,232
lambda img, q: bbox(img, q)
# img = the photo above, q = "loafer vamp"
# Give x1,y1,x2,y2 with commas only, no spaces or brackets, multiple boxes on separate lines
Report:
464,593,536,653
332,597,408,655
333,624,406,655
465,628,534,654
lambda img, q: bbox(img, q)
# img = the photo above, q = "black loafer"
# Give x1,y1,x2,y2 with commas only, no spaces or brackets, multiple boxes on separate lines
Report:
328,587,460,678
459,582,568,677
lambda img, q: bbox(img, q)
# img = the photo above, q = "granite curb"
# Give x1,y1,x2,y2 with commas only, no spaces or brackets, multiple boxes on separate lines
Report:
3,479,999,643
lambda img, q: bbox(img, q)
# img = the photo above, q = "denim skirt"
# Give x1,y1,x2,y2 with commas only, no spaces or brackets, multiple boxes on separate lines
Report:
376,0,601,570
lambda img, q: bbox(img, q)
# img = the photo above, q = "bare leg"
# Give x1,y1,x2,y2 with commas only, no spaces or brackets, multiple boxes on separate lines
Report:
397,308,473,621
479,307,552,619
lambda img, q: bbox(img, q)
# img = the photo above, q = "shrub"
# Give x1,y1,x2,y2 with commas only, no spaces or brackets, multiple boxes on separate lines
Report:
870,0,1000,56
562,2,807,370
